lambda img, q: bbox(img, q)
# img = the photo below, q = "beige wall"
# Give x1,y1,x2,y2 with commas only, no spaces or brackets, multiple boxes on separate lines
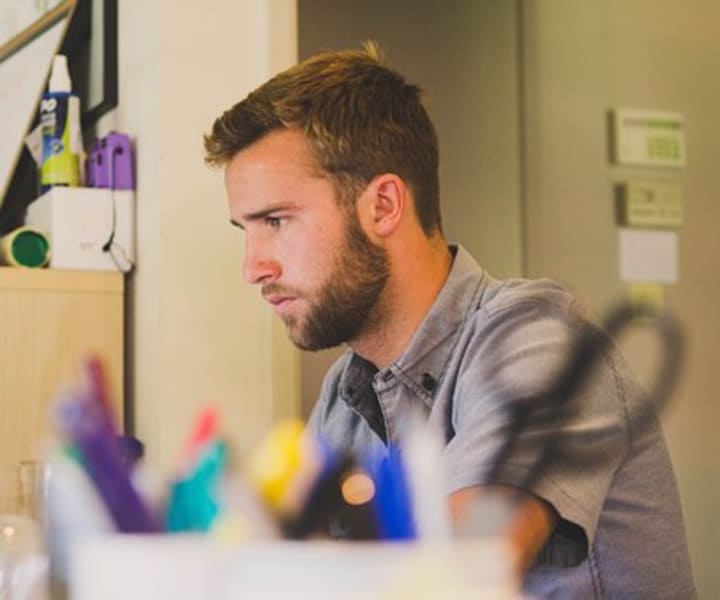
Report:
522,2,720,596
298,0,523,416
101,0,300,470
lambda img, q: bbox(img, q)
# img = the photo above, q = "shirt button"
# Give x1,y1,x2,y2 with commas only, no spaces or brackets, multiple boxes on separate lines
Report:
381,370,393,382
421,373,436,392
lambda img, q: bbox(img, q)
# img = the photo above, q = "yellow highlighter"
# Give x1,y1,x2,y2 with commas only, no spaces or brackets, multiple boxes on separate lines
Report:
245,419,323,517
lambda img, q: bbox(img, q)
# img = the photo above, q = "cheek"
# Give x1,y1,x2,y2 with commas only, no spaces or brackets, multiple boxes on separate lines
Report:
296,239,330,275
292,229,342,280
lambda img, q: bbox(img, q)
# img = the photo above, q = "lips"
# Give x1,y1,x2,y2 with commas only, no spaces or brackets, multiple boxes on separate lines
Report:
263,293,297,310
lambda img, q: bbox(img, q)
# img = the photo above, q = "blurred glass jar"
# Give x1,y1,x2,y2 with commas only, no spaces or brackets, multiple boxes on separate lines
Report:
16,461,49,524
0,460,50,600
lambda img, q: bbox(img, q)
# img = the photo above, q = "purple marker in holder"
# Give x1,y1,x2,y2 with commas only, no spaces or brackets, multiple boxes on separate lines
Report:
56,358,159,533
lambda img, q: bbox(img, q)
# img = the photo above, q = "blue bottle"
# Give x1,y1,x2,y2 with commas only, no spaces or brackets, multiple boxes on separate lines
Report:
40,55,82,190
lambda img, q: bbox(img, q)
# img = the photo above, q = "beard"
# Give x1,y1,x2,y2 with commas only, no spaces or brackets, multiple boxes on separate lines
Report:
264,212,390,351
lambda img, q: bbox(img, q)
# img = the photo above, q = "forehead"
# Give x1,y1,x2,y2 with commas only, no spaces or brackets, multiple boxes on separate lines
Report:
224,129,345,224
224,129,322,191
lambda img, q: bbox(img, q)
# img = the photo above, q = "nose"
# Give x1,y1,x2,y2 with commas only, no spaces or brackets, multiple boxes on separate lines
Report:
243,239,280,285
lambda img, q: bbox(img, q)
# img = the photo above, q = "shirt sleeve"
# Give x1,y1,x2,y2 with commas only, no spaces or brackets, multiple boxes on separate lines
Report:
443,297,630,557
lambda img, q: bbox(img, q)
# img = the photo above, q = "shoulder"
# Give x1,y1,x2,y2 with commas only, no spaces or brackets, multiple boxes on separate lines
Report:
464,277,586,358
453,277,588,399
479,277,582,322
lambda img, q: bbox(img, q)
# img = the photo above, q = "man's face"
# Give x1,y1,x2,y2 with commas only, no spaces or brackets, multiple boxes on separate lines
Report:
225,129,390,350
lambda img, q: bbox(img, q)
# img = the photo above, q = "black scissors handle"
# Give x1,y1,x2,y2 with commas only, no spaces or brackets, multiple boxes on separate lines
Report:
487,300,684,496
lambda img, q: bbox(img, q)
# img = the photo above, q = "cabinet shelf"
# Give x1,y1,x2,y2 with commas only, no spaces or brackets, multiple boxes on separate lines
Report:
0,267,124,509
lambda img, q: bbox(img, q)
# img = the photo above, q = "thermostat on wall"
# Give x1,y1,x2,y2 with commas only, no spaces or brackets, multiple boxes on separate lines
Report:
609,108,685,168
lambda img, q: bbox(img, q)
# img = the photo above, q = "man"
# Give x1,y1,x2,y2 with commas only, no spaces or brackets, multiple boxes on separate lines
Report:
205,44,695,598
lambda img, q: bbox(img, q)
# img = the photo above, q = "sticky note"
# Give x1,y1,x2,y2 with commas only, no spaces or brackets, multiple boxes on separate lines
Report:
619,228,678,284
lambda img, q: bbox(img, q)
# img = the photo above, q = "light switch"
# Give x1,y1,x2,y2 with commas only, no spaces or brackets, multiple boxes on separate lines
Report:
615,181,683,229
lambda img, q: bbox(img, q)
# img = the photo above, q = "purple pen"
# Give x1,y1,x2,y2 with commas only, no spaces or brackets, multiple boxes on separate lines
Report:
56,358,160,533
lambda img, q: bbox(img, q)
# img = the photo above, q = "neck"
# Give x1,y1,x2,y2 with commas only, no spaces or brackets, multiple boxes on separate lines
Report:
350,235,452,369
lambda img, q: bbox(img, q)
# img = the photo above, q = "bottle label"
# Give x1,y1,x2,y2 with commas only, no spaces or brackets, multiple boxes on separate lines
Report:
40,93,81,187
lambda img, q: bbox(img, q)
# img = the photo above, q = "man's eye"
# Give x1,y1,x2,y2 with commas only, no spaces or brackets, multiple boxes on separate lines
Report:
265,216,283,229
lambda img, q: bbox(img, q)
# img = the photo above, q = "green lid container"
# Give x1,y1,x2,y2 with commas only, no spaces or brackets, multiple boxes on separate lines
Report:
0,227,50,268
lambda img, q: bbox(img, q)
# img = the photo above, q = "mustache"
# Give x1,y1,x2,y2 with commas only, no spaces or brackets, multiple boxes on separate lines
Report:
261,283,301,299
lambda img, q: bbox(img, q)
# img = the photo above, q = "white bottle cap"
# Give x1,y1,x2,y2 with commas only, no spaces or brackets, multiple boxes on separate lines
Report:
49,54,72,93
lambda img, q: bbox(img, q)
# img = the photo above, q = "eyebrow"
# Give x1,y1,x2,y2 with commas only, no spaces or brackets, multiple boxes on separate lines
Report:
229,204,296,230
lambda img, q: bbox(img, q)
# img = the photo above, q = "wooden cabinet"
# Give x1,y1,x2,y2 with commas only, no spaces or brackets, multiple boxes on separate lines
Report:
0,268,124,507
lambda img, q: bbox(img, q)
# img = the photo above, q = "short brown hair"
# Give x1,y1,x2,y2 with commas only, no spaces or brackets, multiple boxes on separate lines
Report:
204,43,442,236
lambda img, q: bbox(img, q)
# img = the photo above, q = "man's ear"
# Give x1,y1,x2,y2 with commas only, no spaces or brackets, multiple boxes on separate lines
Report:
359,173,407,237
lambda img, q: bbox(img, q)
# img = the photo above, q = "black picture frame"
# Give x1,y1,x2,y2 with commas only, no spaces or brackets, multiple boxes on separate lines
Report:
60,0,118,129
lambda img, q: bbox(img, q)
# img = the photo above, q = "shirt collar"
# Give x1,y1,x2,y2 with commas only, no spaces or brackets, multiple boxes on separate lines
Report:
340,244,491,409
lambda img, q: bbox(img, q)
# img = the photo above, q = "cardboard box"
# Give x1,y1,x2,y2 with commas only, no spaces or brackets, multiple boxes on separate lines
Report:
26,187,134,271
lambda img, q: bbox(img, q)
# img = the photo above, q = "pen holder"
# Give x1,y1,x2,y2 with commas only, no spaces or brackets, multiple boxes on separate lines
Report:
85,132,134,190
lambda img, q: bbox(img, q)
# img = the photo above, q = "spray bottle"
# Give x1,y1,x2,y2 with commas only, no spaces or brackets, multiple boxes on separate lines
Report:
40,55,82,190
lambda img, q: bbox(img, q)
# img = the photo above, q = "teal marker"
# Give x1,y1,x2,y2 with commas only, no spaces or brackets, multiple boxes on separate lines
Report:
167,440,228,532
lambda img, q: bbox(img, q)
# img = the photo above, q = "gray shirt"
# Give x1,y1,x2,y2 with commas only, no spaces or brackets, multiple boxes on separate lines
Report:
309,245,694,598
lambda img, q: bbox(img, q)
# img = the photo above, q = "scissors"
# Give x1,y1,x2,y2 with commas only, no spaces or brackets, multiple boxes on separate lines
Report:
485,300,684,497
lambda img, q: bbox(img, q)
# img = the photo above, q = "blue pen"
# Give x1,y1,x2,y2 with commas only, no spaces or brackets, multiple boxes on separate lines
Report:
368,446,416,540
